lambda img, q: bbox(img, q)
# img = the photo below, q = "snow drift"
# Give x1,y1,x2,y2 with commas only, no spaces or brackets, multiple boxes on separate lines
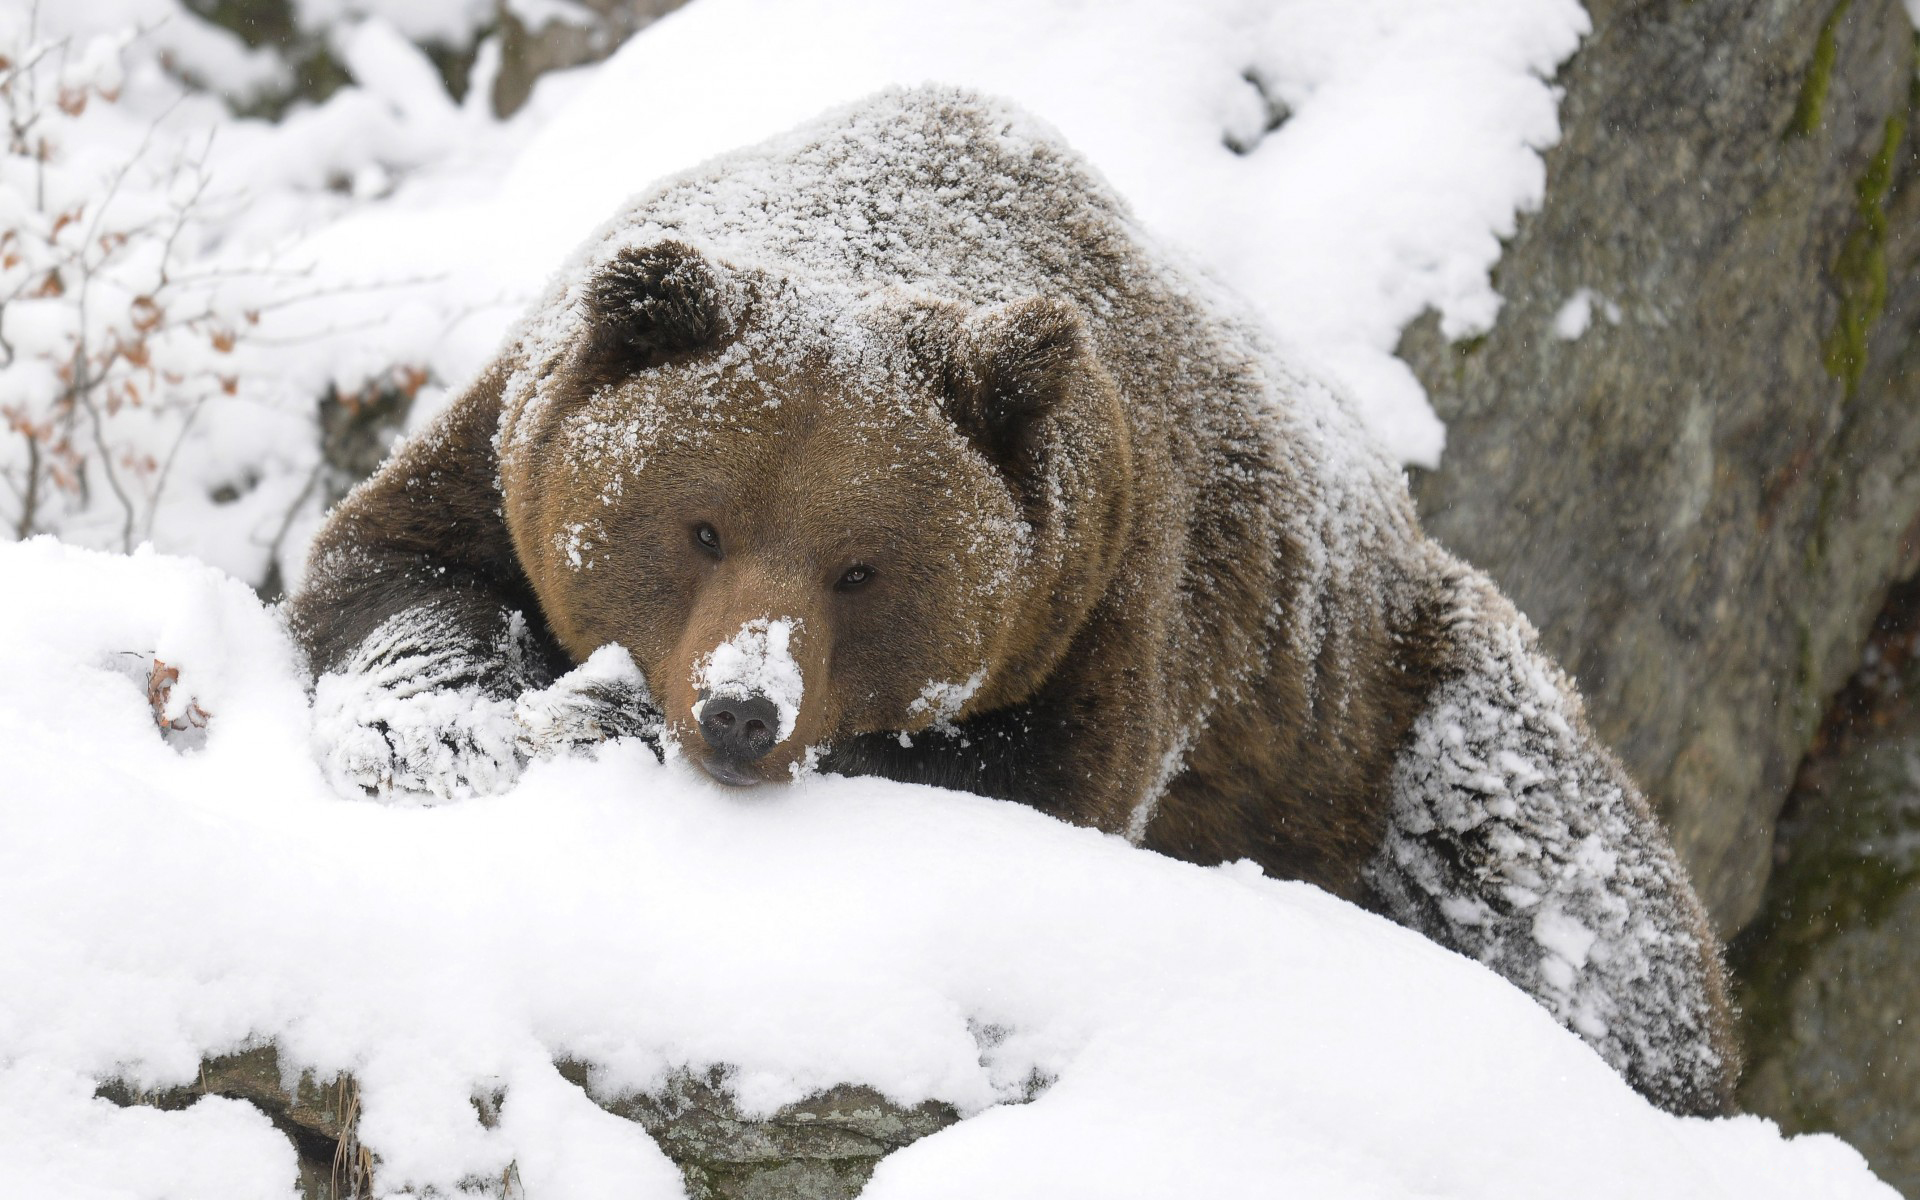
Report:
0,538,1896,1198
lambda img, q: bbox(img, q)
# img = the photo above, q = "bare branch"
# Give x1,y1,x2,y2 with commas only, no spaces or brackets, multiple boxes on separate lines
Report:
13,425,41,539
69,342,138,551
77,92,189,257
262,454,326,582
144,393,206,537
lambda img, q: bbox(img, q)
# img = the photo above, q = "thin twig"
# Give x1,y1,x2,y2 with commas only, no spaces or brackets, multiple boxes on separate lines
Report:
148,129,214,295
144,392,206,539
77,92,189,256
263,455,326,574
71,344,138,551
12,431,40,538
0,35,66,98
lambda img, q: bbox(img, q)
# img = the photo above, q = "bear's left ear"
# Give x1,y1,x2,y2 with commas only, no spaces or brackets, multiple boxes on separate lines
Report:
576,240,730,381
946,296,1092,485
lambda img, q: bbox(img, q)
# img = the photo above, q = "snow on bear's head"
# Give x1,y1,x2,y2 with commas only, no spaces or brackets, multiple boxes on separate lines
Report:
501,238,1135,785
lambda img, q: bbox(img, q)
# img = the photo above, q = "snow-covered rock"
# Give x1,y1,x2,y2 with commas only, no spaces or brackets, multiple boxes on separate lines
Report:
0,539,1897,1198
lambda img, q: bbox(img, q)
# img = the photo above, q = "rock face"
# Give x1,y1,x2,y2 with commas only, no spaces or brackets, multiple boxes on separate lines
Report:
98,1048,367,1200
1398,0,1920,933
101,1048,958,1199
1733,582,1920,1197
491,0,693,117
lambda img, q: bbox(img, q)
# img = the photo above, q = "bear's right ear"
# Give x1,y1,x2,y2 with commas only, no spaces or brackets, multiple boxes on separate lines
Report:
943,297,1092,495
576,240,729,381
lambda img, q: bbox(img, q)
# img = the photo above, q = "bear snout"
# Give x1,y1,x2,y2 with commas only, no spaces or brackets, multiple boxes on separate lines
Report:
695,690,780,783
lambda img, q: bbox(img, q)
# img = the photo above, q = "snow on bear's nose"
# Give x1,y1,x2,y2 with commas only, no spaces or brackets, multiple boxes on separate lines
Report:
689,617,805,751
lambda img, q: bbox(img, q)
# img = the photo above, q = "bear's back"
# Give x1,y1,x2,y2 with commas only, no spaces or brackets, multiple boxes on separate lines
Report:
590,86,1141,312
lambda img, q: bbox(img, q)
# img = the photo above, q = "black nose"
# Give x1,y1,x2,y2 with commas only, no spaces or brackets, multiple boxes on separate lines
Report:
698,691,778,762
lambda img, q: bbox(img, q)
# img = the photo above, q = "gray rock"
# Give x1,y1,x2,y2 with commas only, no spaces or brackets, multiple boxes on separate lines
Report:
99,1048,957,1199
96,1046,365,1200
491,0,692,118
1397,0,1920,932
558,1063,958,1200
1734,590,1920,1197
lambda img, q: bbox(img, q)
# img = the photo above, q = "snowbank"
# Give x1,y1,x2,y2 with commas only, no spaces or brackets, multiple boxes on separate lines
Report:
0,538,1895,1198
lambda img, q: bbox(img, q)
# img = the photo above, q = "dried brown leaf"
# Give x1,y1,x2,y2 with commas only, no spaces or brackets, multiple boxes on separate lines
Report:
146,659,212,731
130,295,163,333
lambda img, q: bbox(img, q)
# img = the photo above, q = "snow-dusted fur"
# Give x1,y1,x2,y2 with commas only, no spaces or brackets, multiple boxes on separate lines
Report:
1367,556,1732,1110
309,604,658,802
290,86,1735,1116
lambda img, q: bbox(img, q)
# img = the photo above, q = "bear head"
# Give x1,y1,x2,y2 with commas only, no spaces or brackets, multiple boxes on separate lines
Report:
499,239,1135,785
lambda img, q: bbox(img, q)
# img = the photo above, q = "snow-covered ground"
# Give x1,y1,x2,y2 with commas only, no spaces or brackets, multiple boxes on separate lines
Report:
0,538,1900,1198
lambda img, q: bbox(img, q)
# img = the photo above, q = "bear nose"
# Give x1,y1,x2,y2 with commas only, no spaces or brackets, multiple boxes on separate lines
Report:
698,691,779,763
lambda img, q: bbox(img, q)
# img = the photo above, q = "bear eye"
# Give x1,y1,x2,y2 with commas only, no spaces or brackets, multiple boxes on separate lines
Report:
693,523,722,557
836,564,875,592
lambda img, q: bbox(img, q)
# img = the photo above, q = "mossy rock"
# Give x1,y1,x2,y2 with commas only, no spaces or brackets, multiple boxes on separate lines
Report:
1399,0,1920,932
1733,614,1920,1197
99,1048,957,1199
97,1046,362,1200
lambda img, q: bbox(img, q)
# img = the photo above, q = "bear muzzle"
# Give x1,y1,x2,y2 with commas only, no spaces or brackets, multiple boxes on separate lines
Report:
694,690,779,785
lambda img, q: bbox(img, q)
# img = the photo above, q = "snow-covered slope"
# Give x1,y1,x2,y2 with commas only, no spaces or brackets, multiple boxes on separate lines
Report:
0,539,1895,1199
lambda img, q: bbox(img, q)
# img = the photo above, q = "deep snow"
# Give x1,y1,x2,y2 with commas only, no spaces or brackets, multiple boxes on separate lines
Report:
0,538,1898,1197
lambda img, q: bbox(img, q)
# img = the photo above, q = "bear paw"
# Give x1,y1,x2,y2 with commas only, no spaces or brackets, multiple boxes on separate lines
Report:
312,670,524,803
513,644,664,760
312,644,661,802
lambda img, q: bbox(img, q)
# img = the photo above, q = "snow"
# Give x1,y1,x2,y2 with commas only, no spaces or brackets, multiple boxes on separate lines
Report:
909,668,985,731
692,617,805,744
1552,287,1622,339
2,1067,298,1200
0,537,1900,1198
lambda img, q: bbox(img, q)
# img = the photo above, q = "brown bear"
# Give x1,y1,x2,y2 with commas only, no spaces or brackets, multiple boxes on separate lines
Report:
289,86,1738,1116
